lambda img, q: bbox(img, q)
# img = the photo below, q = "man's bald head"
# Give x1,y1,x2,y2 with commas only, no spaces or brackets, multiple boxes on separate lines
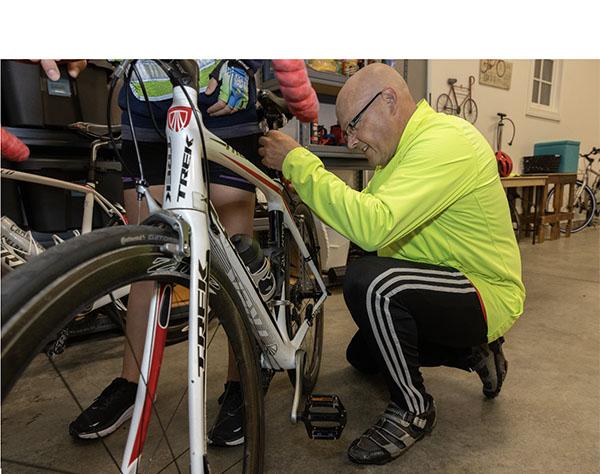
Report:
336,63,413,127
335,63,417,167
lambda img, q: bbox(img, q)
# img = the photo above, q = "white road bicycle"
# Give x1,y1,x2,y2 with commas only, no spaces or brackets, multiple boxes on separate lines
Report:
1,60,345,473
545,147,600,233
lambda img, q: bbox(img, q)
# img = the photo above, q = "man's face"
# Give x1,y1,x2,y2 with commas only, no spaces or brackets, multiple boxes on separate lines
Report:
339,90,396,168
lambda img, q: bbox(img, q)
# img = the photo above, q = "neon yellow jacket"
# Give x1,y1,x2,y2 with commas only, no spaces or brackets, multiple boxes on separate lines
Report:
282,99,525,342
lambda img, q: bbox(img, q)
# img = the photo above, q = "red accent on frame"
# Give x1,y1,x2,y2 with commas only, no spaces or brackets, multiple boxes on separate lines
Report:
167,107,192,132
219,152,291,214
128,284,170,467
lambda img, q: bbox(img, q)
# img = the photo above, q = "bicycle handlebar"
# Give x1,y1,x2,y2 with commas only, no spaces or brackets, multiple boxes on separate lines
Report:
581,147,599,157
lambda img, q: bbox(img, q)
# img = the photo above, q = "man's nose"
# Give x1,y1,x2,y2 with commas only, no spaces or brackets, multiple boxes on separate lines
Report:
346,134,360,149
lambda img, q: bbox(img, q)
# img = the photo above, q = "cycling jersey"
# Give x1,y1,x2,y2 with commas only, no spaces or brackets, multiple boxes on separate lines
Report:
282,99,525,343
118,60,263,140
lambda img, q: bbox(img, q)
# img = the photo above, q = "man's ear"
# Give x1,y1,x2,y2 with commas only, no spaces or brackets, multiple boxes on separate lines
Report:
381,87,398,115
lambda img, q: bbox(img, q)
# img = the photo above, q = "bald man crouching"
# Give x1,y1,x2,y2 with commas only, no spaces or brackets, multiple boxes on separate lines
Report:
259,63,524,465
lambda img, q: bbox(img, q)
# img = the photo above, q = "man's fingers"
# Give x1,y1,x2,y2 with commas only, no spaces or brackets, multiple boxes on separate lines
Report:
39,60,60,81
207,99,231,116
204,77,218,96
67,60,87,79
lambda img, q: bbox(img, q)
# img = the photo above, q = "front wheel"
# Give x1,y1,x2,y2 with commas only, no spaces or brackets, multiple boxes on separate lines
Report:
1,225,264,474
546,181,596,233
462,98,478,124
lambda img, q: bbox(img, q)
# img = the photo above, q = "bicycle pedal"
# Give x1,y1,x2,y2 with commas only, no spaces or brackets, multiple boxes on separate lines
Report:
300,394,346,440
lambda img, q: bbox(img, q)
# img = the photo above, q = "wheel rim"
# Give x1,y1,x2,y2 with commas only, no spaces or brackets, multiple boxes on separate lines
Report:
1,229,262,474
546,182,596,233
285,205,324,392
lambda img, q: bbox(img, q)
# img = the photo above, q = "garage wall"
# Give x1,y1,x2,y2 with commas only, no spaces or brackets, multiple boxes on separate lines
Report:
427,59,600,174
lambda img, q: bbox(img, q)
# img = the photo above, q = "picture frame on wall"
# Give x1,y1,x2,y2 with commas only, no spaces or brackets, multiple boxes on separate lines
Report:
479,60,513,90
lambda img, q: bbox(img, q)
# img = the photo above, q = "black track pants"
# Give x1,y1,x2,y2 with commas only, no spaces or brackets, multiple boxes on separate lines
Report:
343,256,488,415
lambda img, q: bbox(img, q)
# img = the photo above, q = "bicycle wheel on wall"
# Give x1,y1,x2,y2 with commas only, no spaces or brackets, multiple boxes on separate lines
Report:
436,93,456,115
1,225,264,474
285,202,324,394
546,181,596,233
496,60,506,78
462,98,478,124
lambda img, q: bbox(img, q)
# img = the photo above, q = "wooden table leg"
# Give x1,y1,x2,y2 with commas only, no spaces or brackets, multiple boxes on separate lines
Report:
564,181,575,237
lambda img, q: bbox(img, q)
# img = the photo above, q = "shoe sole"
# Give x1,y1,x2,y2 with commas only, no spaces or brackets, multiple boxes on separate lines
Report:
74,404,135,440
483,355,508,399
207,435,245,447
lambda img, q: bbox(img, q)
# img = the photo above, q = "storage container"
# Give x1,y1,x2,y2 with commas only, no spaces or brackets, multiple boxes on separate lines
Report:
533,140,580,173
522,154,561,174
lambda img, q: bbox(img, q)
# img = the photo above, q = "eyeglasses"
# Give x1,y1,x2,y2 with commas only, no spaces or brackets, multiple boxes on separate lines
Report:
344,91,383,139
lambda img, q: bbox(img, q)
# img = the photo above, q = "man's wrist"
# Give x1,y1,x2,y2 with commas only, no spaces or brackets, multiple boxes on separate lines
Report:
282,146,307,179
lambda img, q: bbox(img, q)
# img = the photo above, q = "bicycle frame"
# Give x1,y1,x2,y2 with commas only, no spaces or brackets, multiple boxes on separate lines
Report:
448,75,474,110
1,168,127,233
122,80,326,472
1,140,128,236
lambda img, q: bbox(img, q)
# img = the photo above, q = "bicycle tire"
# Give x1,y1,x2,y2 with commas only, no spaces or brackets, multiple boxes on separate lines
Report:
496,60,506,78
436,93,455,115
1,225,264,474
546,181,596,233
285,202,324,394
462,98,478,124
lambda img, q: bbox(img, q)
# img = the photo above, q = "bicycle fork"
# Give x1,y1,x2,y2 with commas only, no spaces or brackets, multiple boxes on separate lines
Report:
120,208,211,474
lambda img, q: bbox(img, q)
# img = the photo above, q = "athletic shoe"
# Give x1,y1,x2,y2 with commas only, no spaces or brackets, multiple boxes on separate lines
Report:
348,397,437,465
208,381,244,447
468,336,508,399
69,377,137,439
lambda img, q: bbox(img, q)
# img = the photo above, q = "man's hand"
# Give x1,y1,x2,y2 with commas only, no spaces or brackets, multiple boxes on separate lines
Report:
205,60,250,116
258,131,302,172
29,60,87,81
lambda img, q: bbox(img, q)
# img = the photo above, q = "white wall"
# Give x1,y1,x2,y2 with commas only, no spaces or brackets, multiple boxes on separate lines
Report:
428,60,600,174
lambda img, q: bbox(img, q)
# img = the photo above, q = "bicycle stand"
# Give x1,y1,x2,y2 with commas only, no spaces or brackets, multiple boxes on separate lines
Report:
290,349,347,440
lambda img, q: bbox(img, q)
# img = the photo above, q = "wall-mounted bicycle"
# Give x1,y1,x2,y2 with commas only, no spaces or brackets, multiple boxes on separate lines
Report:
436,75,478,124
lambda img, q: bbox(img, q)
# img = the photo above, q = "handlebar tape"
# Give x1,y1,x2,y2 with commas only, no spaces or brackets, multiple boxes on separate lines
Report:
271,60,319,123
1,127,29,162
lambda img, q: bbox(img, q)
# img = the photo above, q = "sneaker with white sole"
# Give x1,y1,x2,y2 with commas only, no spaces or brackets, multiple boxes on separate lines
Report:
207,381,244,447
69,377,137,439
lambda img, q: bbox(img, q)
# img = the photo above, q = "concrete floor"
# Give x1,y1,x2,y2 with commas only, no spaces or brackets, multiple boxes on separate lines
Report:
2,227,599,473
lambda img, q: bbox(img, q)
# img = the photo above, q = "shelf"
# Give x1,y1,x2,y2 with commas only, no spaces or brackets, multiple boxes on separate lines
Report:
262,66,349,97
305,145,372,170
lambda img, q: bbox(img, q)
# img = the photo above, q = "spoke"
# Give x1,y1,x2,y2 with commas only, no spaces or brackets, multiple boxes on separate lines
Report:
143,387,188,474
1,458,81,474
221,455,246,473
155,448,190,474
46,355,123,472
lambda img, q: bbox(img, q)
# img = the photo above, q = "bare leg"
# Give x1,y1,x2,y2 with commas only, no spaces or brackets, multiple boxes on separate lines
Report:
121,185,164,382
119,183,255,384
